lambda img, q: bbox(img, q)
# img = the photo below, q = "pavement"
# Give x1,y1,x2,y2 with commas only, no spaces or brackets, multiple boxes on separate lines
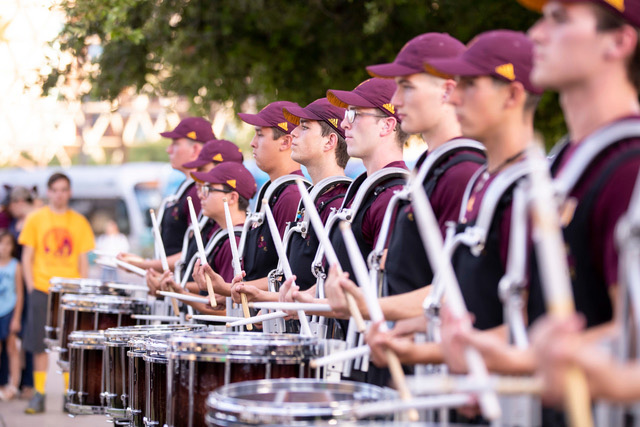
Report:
0,351,106,427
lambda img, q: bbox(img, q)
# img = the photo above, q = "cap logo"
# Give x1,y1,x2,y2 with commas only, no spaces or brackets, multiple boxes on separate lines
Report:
495,63,515,81
187,131,197,139
277,122,288,131
226,179,237,188
213,153,223,162
382,103,395,114
604,0,624,11
328,118,339,128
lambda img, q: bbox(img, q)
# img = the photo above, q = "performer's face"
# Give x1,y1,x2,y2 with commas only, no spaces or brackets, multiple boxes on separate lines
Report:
290,119,326,166
392,73,450,135
529,2,606,90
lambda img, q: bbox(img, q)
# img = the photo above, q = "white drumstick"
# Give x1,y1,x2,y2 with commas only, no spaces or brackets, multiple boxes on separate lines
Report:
187,314,243,322
225,310,287,327
295,180,366,332
115,259,147,277
223,198,252,330
131,314,182,322
187,196,217,308
309,344,371,369
354,394,475,418
248,302,332,312
157,290,210,304
263,200,312,336
104,283,149,292
150,208,179,315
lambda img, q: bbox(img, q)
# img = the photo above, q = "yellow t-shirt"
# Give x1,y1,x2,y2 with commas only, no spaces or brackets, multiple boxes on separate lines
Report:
19,206,95,293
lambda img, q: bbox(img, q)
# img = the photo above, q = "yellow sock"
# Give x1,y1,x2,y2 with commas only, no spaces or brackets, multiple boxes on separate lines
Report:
63,372,69,395
34,371,47,395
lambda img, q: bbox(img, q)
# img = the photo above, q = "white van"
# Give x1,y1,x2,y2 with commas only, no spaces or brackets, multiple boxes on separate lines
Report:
0,162,174,255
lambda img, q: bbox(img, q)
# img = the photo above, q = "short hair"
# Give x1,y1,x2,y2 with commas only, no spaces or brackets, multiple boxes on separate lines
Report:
271,127,287,141
593,4,640,93
490,77,541,113
0,230,17,258
47,172,70,189
318,121,349,169
221,184,250,211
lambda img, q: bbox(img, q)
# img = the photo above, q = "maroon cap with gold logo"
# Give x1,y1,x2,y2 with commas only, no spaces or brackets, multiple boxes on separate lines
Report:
367,33,466,78
518,0,640,28
425,30,544,95
237,101,299,134
282,98,346,138
326,78,400,120
182,139,243,169
191,162,257,200
160,117,215,143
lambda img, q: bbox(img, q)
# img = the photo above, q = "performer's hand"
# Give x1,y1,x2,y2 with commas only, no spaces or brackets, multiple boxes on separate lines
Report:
440,305,476,374
231,281,261,304
325,263,361,319
390,316,427,339
146,269,161,296
117,252,145,266
366,320,416,367
193,259,225,293
158,270,176,292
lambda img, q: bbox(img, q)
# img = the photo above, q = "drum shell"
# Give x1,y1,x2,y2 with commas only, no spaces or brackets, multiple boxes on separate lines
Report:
128,338,147,427
58,294,149,369
143,337,169,427
205,378,397,426
166,332,320,427
67,330,106,415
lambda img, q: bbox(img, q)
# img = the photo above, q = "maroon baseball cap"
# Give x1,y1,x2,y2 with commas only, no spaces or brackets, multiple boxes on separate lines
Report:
237,101,299,134
326,78,399,120
425,30,544,95
518,0,640,28
160,117,215,143
182,139,244,169
367,33,466,78
282,98,346,138
191,162,257,200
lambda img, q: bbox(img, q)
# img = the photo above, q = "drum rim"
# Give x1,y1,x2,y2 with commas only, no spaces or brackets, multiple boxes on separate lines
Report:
206,378,397,418
104,324,207,343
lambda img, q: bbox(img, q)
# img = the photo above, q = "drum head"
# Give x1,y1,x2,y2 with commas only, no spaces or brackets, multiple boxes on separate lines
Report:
207,378,396,424
61,294,148,313
104,324,207,344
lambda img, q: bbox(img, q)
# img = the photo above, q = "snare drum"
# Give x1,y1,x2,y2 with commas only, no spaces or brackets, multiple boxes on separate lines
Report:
66,330,107,415
45,277,124,348
58,294,149,370
205,378,397,426
104,324,207,424
166,332,320,427
143,337,170,427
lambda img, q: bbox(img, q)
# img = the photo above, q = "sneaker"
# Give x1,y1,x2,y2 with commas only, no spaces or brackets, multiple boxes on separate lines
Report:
0,385,18,401
62,393,69,413
24,391,45,414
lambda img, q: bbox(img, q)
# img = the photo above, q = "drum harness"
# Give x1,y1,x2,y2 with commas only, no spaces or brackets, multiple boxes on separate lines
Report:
269,175,353,336
235,174,312,324
311,167,409,378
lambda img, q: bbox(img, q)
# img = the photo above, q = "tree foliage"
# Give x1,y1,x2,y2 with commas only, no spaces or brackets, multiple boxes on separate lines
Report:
41,0,566,144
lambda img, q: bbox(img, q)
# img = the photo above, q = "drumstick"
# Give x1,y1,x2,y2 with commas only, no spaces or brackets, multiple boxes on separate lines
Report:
225,310,287,327
527,145,593,427
410,179,501,421
223,198,252,330
92,249,117,258
339,222,417,421
295,180,367,333
115,259,147,277
406,374,544,396
263,200,313,336
157,290,210,304
354,393,475,419
131,314,181,322
186,196,217,308
104,283,149,292
150,209,181,316
248,302,332,312
309,344,371,369
186,314,243,322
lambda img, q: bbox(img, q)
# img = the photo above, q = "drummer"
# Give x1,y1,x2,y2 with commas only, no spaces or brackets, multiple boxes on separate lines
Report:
201,101,304,298
117,117,214,267
164,162,257,315
229,97,350,303
20,172,95,414
318,30,542,370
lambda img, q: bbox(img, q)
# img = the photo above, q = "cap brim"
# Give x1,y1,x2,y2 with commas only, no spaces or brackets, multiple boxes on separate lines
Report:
191,171,220,185
366,62,420,78
237,113,272,127
283,106,322,126
182,159,208,169
160,130,183,139
517,0,546,12
326,90,377,109
425,57,487,78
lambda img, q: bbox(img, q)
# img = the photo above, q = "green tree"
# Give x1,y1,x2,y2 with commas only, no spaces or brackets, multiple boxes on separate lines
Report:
41,0,565,145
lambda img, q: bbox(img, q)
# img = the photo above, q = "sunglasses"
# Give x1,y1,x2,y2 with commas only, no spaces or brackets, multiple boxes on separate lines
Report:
344,109,387,124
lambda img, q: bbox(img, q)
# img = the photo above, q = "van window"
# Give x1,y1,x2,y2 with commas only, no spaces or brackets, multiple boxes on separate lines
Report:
134,182,162,228
70,198,130,236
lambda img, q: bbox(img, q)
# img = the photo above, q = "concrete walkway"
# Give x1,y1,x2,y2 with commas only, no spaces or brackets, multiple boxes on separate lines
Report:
0,351,105,427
